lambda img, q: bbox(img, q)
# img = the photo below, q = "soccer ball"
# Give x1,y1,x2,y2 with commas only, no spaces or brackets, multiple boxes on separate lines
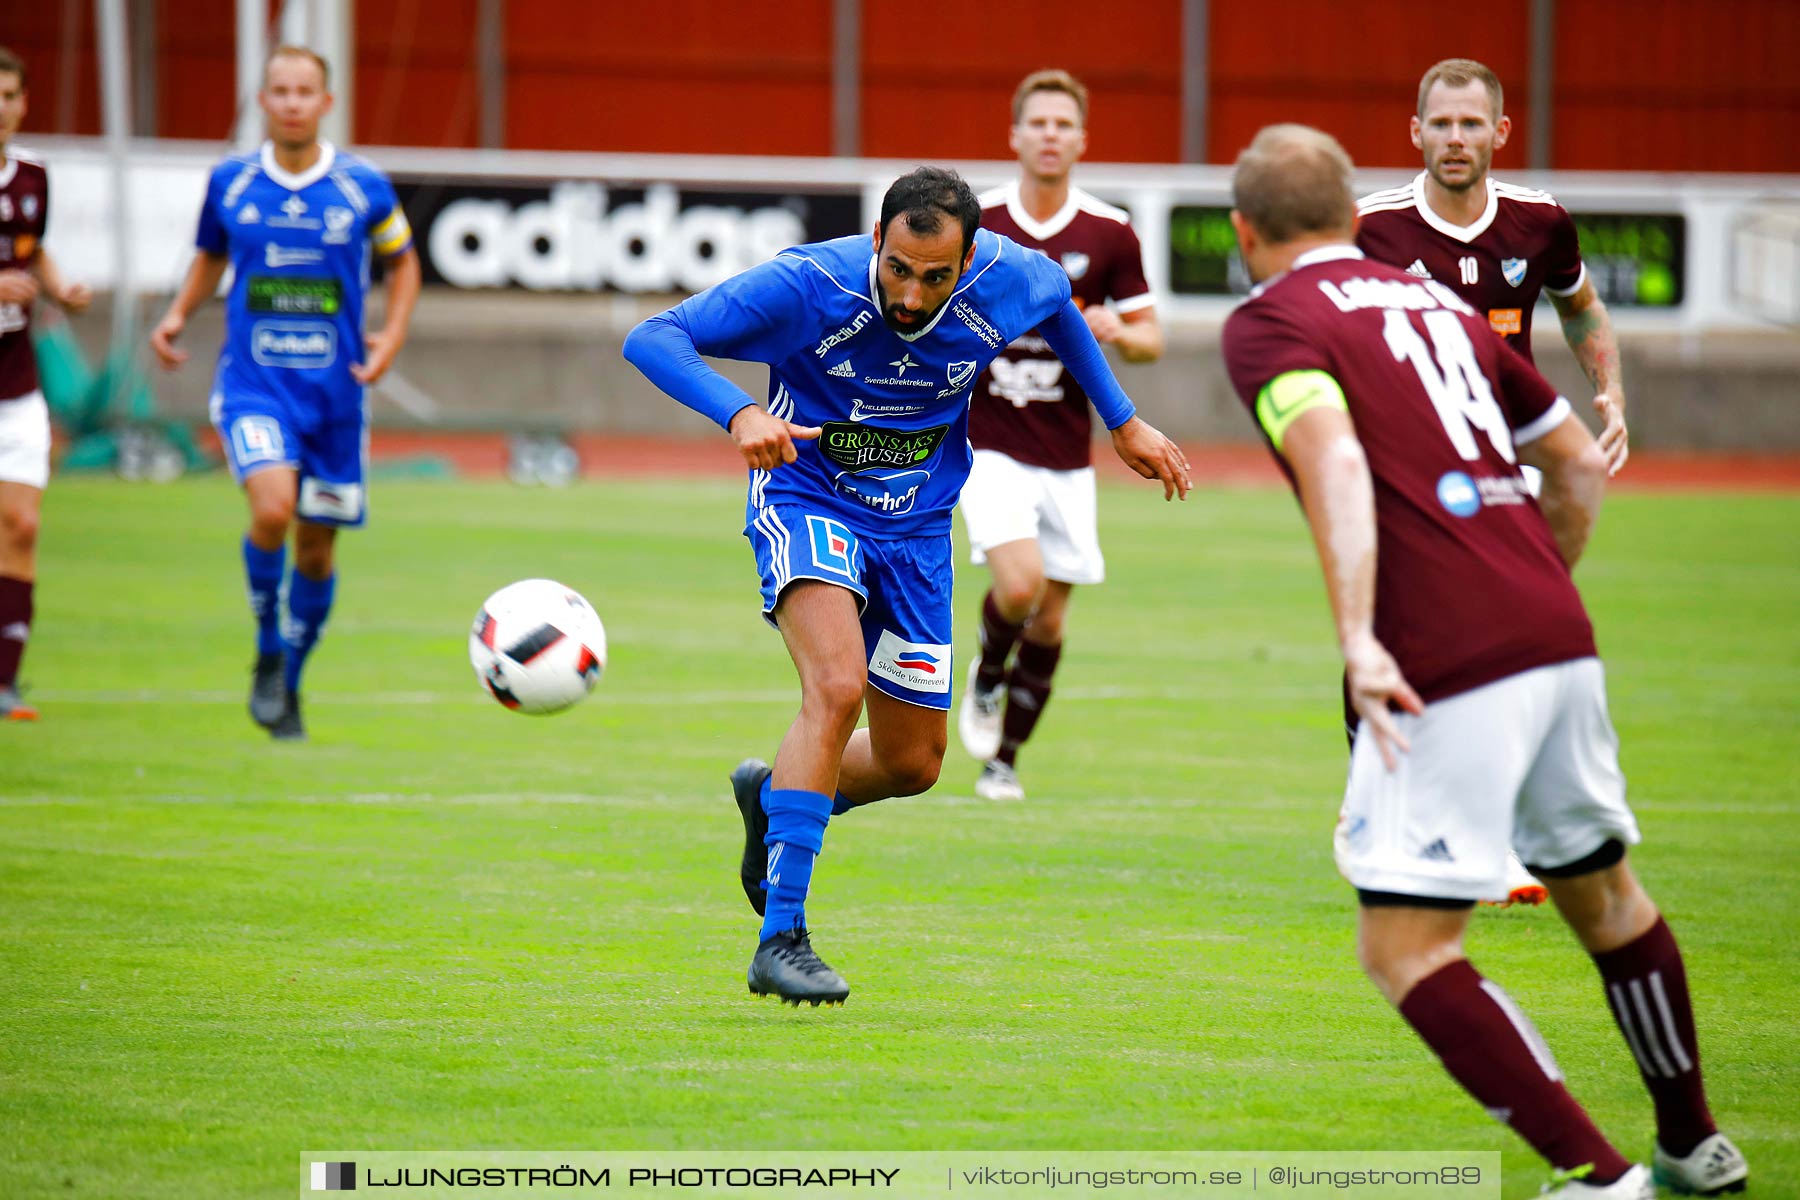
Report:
469,579,607,714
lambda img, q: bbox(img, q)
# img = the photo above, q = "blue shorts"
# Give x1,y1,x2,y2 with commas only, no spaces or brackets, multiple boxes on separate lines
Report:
210,379,368,527
748,501,955,710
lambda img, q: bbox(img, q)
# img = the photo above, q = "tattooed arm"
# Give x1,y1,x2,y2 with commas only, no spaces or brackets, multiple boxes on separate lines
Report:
1549,276,1628,474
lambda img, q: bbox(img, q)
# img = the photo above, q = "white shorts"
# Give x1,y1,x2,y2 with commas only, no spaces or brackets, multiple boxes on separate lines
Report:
1335,657,1640,902
0,391,51,489
959,449,1104,585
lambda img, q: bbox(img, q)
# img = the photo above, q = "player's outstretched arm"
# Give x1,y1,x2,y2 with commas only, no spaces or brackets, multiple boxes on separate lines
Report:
150,251,228,370
1550,278,1627,475
1281,403,1422,770
1518,413,1607,569
1108,416,1191,500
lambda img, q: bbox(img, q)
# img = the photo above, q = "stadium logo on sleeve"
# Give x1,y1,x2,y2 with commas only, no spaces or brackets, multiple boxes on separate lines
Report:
1436,471,1482,518
1501,258,1528,287
805,515,859,577
868,630,953,694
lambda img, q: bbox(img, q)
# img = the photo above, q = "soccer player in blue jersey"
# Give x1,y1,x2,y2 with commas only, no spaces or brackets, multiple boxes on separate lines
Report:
150,45,420,741
625,167,1189,1005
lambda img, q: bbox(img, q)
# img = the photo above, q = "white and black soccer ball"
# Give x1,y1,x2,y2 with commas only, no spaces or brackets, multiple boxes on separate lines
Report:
469,579,607,714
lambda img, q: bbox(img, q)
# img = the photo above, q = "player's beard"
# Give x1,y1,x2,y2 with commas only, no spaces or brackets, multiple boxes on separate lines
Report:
877,286,941,335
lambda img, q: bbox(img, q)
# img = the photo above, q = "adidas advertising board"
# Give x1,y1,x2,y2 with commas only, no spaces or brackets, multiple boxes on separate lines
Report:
393,179,861,294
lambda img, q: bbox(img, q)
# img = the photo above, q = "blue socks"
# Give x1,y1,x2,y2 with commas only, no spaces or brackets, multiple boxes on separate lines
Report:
759,785,833,940
282,570,336,695
243,537,286,657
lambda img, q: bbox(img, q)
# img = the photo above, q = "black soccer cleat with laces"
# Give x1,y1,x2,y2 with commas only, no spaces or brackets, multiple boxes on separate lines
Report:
270,693,306,742
747,928,849,1006
250,652,287,729
730,758,773,915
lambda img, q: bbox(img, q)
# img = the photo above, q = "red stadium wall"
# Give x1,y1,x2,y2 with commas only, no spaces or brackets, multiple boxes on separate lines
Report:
1552,0,1800,173
1206,1,1534,170
4,0,1796,172
502,0,834,155
858,0,1183,162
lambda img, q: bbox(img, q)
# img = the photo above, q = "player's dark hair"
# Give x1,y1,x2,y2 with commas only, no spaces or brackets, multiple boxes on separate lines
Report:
1012,68,1088,125
0,46,26,86
1231,124,1356,244
878,167,981,261
265,44,331,89
1417,58,1503,120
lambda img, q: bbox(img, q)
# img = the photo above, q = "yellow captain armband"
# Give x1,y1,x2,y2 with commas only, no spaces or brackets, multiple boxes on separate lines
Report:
1256,369,1347,453
371,209,414,257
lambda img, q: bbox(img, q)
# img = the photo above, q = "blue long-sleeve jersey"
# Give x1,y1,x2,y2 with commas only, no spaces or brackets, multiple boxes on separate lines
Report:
624,229,1136,539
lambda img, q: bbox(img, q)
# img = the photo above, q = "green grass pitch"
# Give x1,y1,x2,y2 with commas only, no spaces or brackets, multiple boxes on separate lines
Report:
2,474,1796,1198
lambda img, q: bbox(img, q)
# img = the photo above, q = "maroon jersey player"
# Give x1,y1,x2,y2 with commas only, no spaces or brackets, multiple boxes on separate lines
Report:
0,46,91,722
1357,58,1628,474
957,69,1168,802
1221,123,1745,1200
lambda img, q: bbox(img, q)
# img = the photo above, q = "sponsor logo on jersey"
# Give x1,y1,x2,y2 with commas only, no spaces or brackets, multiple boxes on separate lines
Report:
815,310,874,356
831,469,929,515
247,275,342,315
848,397,927,422
269,194,322,230
1405,258,1432,279
987,357,1066,407
805,515,858,577
264,243,326,268
1488,308,1523,336
237,203,262,224
868,630,953,694
323,205,355,244
862,351,934,388
819,422,949,473
953,299,1002,349
827,359,855,378
1436,471,1481,518
0,196,11,221
250,321,338,368
1501,257,1528,287
1061,251,1090,280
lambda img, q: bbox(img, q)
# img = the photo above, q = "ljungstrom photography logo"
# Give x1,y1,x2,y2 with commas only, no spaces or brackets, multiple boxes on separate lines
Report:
310,1161,356,1190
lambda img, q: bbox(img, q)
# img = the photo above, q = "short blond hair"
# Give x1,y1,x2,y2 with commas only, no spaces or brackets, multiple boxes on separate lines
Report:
264,44,330,89
1012,69,1088,125
1231,124,1356,244
1416,58,1502,120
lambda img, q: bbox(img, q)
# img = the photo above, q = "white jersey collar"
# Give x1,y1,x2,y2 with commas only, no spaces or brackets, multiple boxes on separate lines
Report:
1003,180,1083,242
260,140,337,191
1412,170,1498,243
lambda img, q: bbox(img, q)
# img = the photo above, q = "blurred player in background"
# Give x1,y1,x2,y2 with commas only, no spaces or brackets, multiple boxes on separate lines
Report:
626,167,1188,1006
957,70,1164,802
151,46,420,742
1222,124,1745,1200
0,46,92,722
1356,57,1633,907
